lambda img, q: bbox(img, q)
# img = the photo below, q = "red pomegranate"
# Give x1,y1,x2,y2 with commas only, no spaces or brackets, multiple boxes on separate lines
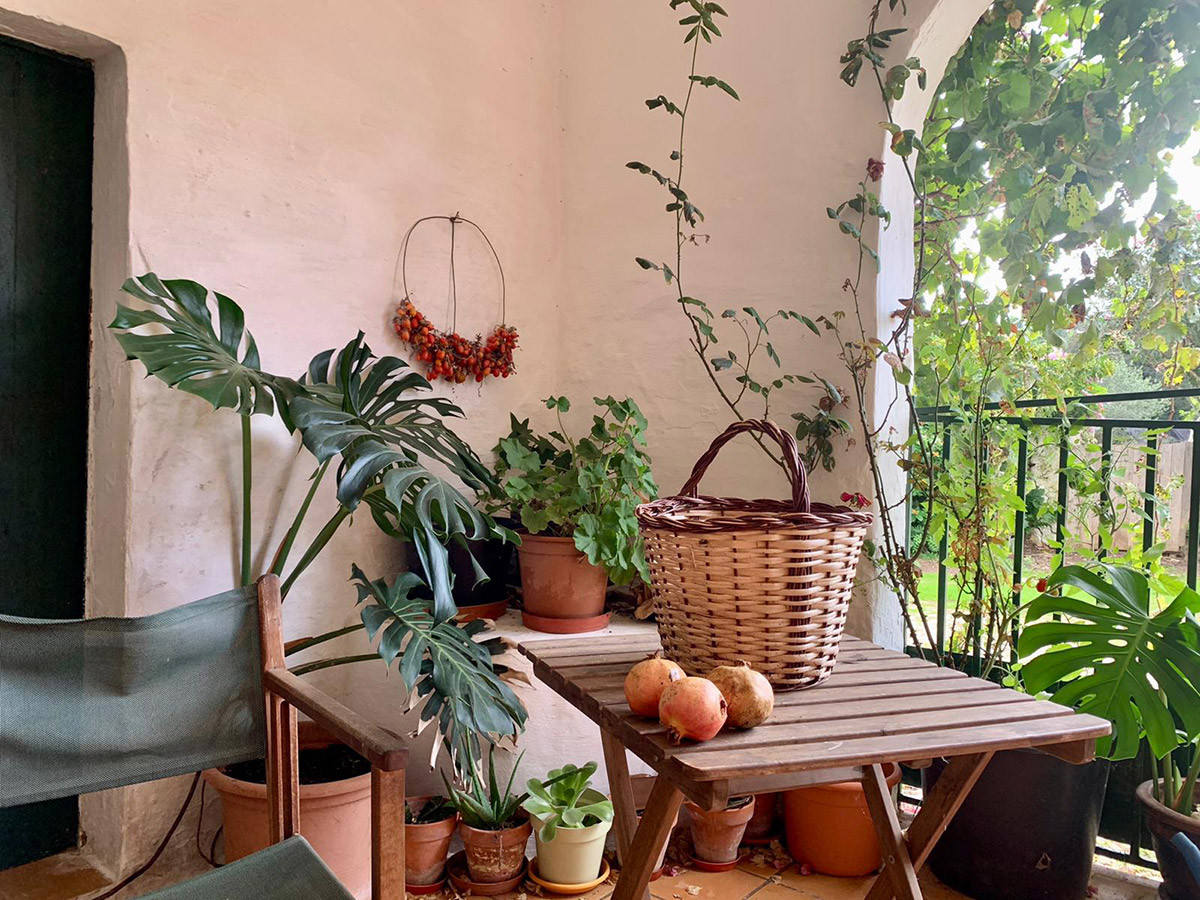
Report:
658,677,727,743
707,662,774,729
624,653,685,717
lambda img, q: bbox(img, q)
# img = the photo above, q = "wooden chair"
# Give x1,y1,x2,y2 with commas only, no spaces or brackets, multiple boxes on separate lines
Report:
0,574,407,900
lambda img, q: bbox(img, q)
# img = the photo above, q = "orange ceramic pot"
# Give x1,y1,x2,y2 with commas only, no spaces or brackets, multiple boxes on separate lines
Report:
517,534,608,632
685,797,756,864
405,797,457,885
783,763,901,877
204,722,373,899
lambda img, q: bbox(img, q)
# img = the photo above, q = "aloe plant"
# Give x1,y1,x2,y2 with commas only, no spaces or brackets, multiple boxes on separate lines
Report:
441,745,529,830
1019,564,1200,762
521,762,614,842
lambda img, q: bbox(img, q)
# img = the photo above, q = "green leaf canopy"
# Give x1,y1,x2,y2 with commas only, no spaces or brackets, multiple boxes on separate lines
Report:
1019,565,1200,760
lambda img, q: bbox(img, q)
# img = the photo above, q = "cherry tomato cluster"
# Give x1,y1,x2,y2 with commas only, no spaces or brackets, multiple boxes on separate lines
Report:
392,298,518,383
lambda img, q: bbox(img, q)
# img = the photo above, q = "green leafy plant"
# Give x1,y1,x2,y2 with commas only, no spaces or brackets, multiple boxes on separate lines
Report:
111,273,523,766
520,762,614,843
494,396,656,586
441,745,532,830
1019,564,1200,762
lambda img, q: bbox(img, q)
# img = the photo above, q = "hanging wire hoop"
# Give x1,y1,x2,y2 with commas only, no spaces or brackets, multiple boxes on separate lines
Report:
391,213,518,384
393,212,507,331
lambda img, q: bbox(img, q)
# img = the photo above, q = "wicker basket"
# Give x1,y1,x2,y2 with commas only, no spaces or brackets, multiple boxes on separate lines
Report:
636,420,872,691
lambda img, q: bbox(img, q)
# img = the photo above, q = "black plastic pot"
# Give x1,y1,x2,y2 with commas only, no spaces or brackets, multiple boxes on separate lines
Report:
922,748,1109,900
404,519,517,613
1137,780,1200,900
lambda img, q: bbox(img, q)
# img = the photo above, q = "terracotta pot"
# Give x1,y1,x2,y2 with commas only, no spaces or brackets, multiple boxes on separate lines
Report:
517,534,608,631
530,788,614,884
404,797,457,886
204,764,372,899
685,797,755,864
458,816,532,883
783,763,901,877
743,792,779,844
636,805,680,876
1138,780,1200,900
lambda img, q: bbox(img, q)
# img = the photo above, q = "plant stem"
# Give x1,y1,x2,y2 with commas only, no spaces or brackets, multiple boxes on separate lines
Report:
1174,744,1200,814
241,415,253,586
280,506,351,599
270,460,331,576
289,653,377,677
284,623,366,658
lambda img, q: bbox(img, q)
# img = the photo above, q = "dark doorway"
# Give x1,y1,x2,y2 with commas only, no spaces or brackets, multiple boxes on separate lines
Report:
0,35,94,870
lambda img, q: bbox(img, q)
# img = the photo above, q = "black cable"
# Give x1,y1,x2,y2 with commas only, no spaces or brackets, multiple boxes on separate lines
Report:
195,777,223,868
93,772,202,899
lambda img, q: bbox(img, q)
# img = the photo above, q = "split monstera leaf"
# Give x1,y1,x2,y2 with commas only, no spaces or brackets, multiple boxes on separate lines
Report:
1020,564,1200,761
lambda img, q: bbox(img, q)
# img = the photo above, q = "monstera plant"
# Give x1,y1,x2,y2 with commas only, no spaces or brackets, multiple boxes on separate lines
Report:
111,272,525,759
1019,564,1200,762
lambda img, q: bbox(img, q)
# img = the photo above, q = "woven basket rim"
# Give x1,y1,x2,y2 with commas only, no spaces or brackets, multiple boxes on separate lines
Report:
636,494,873,532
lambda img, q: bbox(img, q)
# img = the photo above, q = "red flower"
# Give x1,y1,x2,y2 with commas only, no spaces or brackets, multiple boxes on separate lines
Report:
1036,578,1048,593
867,157,885,182
841,492,854,503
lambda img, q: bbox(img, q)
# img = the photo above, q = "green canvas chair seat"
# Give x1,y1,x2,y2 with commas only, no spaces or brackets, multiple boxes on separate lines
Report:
141,836,353,900
0,575,408,899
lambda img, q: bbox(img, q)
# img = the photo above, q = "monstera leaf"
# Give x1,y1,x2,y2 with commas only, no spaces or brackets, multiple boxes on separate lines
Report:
111,273,287,417
351,565,527,767
1019,565,1200,760
289,333,507,620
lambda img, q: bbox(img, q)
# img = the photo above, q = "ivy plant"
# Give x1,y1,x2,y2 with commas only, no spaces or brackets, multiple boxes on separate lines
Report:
494,396,656,586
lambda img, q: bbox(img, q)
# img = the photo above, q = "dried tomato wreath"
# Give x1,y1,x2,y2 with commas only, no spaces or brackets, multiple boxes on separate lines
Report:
391,214,518,383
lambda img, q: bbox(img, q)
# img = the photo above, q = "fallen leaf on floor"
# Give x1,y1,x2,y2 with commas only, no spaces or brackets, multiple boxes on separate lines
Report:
767,873,783,884
685,886,701,895
798,864,813,876
517,893,527,900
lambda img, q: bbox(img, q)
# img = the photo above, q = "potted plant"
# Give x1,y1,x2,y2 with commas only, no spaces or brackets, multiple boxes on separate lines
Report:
111,274,527,892
1137,759,1200,900
998,566,1200,900
521,762,614,886
404,795,458,892
442,746,534,887
495,397,656,633
686,795,755,871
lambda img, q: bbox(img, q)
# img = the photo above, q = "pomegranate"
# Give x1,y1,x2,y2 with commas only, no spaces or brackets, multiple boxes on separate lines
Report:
624,653,685,717
658,677,727,743
707,662,774,729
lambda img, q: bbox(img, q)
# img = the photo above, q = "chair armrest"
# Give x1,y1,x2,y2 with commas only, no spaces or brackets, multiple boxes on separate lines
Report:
263,668,409,771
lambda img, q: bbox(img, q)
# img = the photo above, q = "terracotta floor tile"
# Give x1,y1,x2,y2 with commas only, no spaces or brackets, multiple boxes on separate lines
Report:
650,866,765,900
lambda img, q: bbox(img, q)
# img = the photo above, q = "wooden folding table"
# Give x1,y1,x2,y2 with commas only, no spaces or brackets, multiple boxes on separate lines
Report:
518,632,1110,900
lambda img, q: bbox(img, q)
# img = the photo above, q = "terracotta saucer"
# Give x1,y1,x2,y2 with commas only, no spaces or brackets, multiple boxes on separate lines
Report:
405,874,448,895
446,850,527,896
688,853,744,873
527,857,612,894
521,610,611,634
455,599,508,623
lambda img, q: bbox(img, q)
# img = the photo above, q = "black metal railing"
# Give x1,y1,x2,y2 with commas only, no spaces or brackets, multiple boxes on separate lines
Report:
903,386,1200,869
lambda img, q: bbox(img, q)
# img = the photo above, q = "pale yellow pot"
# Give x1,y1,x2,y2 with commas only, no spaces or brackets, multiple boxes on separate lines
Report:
531,789,613,886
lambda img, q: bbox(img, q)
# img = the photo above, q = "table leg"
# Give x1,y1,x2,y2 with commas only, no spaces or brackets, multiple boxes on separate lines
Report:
862,764,921,900
863,752,994,900
611,775,683,900
602,730,639,867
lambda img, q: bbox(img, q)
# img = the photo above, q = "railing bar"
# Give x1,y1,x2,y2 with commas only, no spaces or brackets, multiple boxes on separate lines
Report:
914,386,1200,417
1190,435,1200,589
936,429,950,654
1099,426,1112,562
1011,434,1028,660
920,416,1195,429
1143,433,1158,554
1056,432,1069,569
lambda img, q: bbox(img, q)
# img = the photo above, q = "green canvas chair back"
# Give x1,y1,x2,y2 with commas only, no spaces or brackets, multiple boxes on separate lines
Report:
0,585,267,808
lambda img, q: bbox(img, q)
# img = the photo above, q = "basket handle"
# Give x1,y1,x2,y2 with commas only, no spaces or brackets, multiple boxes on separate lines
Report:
678,419,811,512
